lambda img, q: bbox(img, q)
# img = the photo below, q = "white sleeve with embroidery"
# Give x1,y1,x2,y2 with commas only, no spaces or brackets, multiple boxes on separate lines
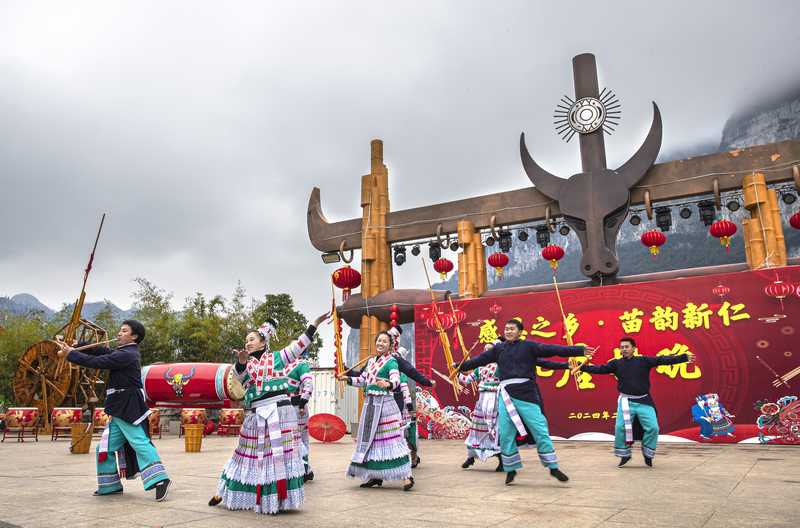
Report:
349,366,368,388
457,369,478,385
278,332,313,364
388,367,401,390
401,379,411,406
299,372,314,401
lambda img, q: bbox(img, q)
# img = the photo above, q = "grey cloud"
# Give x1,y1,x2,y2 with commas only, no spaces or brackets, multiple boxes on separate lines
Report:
2,0,800,320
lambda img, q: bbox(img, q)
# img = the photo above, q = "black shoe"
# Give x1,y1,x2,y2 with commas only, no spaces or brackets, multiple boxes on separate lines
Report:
359,478,383,488
461,456,475,469
403,477,415,492
411,455,420,468
618,456,632,467
495,454,504,472
505,470,516,485
208,495,222,507
549,468,569,482
304,471,314,482
154,479,171,502
93,488,123,496
644,456,653,467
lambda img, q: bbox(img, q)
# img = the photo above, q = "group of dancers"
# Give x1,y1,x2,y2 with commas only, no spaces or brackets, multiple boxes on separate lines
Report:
55,310,693,515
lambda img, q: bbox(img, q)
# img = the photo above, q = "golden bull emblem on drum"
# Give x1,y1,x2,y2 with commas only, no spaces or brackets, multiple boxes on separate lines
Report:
164,367,196,397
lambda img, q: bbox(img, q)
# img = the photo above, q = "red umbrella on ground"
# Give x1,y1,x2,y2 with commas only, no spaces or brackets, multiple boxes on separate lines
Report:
308,413,347,443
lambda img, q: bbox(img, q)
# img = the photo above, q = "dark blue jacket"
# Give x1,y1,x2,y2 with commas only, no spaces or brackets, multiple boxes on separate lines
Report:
67,343,150,425
459,339,585,405
580,354,689,396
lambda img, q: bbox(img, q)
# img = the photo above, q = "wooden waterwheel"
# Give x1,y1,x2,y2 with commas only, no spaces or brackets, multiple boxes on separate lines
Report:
13,340,73,421
12,214,110,432
12,320,109,432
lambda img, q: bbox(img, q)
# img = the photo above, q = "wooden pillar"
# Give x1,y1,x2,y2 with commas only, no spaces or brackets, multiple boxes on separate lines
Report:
358,139,394,408
457,252,467,297
766,190,787,265
742,172,787,268
456,220,488,298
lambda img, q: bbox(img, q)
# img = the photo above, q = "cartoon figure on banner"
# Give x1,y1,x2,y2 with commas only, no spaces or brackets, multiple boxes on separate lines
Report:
691,393,735,439
755,396,800,445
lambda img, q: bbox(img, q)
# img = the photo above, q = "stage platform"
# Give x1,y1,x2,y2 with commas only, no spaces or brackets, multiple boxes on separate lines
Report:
0,436,797,527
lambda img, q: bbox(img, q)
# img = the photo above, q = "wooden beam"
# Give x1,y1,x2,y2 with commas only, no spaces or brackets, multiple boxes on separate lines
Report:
308,139,800,252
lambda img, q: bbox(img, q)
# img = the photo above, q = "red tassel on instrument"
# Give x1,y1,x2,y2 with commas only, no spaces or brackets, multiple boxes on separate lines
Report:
256,484,262,504
98,452,108,463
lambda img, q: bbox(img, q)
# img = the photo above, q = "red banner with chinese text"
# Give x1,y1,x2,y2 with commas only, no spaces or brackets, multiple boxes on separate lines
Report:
414,265,800,443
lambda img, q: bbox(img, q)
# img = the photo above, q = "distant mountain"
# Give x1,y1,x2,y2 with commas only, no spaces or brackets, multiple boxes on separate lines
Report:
720,93,800,150
0,293,134,322
68,301,135,322
7,293,55,318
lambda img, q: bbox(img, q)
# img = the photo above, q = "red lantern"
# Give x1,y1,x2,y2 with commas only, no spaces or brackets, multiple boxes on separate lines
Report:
641,230,667,257
433,258,454,280
764,279,796,300
709,219,737,252
541,244,565,270
488,252,510,279
764,278,797,311
790,212,800,230
712,284,730,299
332,265,361,302
425,311,454,331
452,308,466,323
441,312,455,330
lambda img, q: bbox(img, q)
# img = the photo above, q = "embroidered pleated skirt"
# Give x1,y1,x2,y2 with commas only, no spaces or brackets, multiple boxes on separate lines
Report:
465,390,501,461
216,395,305,514
347,393,411,481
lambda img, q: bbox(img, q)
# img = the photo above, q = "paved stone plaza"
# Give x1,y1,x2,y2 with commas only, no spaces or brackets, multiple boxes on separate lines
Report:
0,436,798,527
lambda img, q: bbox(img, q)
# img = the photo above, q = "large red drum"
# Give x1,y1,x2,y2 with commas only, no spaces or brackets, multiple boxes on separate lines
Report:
6,407,39,428
141,363,244,407
51,408,82,428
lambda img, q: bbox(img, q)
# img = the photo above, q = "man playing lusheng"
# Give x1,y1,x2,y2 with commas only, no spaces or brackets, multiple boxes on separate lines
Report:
455,319,596,485
579,336,694,467
57,320,171,500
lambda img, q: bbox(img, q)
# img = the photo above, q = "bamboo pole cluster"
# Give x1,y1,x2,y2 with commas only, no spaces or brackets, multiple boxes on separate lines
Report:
742,172,787,269
456,220,488,298
358,140,394,406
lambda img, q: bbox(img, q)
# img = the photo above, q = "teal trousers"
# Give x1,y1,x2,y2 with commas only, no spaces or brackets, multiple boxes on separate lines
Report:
497,397,558,471
96,417,169,494
614,400,659,459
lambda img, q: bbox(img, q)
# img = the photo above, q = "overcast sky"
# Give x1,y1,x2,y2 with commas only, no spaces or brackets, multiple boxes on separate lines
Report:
2,1,799,361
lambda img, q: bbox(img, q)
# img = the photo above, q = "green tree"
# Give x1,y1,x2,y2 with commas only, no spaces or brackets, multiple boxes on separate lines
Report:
220,282,253,355
92,300,121,338
251,294,322,361
0,312,55,406
130,278,178,364
174,293,227,362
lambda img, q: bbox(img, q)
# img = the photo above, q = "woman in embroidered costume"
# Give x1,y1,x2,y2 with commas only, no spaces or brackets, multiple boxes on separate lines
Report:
285,352,314,481
458,363,503,471
208,312,328,514
342,331,414,491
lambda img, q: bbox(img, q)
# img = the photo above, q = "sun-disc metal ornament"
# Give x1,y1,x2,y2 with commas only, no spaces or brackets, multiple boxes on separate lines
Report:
553,88,621,142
